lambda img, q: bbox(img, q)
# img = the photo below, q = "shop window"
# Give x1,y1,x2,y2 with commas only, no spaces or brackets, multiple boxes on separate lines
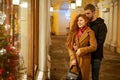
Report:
0,0,30,79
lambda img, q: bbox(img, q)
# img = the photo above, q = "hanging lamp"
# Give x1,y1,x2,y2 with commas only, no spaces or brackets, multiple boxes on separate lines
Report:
71,0,76,9
50,0,53,12
13,0,20,5
76,0,82,6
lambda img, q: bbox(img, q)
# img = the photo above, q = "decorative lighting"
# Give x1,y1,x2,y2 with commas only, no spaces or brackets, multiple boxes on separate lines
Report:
13,0,20,5
50,0,53,12
0,11,6,25
76,0,82,6
71,0,76,9
20,2,28,8
4,24,10,31
50,6,53,12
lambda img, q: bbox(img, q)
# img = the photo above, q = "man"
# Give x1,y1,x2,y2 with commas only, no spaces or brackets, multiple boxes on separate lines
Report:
84,4,107,80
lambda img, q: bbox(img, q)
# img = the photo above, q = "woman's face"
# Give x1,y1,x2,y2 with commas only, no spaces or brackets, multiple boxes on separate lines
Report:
77,17,86,28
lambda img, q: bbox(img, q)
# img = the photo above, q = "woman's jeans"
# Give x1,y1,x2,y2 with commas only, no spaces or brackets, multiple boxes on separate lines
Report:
91,59,102,80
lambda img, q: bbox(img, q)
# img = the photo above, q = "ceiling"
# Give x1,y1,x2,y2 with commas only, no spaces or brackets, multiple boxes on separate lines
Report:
51,0,99,7
51,0,71,6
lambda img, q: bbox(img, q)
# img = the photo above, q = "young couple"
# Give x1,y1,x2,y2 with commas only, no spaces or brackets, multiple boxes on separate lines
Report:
66,4,107,80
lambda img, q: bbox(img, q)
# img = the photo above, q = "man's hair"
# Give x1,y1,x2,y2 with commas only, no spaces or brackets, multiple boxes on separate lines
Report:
84,4,96,12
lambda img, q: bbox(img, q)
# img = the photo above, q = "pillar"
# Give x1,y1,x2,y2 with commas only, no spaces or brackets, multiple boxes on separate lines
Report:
116,0,120,53
106,2,114,47
97,2,103,18
37,0,48,79
110,0,118,51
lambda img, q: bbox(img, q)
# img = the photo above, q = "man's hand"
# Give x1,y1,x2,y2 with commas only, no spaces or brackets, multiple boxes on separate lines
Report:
76,49,81,56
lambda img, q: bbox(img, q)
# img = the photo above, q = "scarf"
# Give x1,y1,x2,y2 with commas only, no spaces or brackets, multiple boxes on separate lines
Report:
78,26,87,39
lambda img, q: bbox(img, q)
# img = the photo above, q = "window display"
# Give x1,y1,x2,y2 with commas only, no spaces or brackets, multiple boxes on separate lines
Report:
0,0,23,79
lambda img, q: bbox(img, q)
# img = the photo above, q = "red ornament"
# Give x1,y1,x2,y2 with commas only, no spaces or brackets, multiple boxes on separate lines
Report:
8,76,13,80
0,68,4,75
8,74,15,80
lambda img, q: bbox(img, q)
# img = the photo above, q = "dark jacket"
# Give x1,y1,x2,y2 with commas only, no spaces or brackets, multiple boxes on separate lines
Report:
90,17,107,60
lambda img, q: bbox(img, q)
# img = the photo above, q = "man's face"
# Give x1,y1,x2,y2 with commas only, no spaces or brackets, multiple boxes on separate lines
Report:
84,9,95,21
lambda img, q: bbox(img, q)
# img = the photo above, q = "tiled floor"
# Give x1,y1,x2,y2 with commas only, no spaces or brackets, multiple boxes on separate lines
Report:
49,35,120,80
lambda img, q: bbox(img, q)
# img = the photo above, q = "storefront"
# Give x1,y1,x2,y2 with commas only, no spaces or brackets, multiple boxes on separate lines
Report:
0,0,40,79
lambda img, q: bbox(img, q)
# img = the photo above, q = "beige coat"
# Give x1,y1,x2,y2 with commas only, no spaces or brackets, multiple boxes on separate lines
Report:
68,27,97,80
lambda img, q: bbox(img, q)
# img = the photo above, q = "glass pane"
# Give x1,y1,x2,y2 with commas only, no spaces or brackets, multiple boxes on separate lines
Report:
0,0,29,79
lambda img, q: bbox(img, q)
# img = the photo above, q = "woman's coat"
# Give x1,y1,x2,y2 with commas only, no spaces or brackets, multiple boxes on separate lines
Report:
68,27,97,80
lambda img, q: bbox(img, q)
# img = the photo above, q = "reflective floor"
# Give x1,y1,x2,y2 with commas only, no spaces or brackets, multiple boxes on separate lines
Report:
50,35,120,80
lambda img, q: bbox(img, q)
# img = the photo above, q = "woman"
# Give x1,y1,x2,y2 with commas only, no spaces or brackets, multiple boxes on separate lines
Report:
66,14,97,80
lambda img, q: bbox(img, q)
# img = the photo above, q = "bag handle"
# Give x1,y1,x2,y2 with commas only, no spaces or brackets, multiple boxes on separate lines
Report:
69,55,82,76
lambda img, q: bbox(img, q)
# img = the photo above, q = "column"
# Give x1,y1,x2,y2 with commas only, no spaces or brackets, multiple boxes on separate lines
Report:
97,2,103,18
20,1,28,71
106,2,114,46
38,0,48,79
47,0,51,79
117,0,120,53
111,0,118,49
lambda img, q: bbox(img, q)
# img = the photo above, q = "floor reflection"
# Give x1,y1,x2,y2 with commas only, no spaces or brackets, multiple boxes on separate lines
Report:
50,35,120,80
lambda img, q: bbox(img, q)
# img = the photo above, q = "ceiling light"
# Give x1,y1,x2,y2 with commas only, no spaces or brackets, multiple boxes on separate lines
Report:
50,6,53,12
13,0,20,5
20,2,28,8
76,0,82,6
71,0,76,9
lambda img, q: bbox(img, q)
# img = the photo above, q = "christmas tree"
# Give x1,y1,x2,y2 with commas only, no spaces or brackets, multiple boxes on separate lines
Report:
0,12,19,80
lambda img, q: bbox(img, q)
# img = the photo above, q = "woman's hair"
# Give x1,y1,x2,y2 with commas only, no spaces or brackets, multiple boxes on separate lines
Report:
66,14,89,49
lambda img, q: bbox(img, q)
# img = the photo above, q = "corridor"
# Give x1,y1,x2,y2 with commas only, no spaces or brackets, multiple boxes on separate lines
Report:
50,35,120,80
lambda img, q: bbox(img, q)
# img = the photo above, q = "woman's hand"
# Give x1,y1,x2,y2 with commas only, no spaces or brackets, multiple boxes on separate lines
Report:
71,59,76,65
76,49,81,56
73,43,78,51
